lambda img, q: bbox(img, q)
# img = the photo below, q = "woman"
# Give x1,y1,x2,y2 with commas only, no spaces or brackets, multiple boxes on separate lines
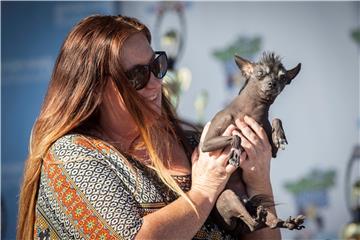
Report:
17,15,281,239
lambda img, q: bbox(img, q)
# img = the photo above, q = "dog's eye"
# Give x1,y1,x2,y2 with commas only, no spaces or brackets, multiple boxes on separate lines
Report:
277,70,286,81
256,71,263,77
280,74,287,81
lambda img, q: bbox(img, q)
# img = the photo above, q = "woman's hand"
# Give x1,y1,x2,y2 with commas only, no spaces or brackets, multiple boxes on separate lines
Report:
190,122,243,203
234,115,273,197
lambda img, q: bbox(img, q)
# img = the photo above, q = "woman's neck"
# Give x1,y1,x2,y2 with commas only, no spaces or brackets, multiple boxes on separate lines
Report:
98,123,140,153
96,79,143,153
97,106,140,153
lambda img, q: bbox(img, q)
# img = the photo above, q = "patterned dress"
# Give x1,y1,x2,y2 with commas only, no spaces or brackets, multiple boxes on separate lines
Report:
34,133,235,240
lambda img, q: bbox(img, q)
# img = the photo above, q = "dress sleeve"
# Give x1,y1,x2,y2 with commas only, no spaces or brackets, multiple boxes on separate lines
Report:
44,135,144,239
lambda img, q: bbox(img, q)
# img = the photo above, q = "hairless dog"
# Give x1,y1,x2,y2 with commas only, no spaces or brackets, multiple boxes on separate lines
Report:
201,52,305,235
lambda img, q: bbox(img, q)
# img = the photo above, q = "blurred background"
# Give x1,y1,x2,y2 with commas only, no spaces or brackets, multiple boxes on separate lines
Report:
2,1,359,239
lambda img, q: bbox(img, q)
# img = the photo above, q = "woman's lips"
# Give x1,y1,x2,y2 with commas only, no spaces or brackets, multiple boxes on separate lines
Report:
148,94,158,101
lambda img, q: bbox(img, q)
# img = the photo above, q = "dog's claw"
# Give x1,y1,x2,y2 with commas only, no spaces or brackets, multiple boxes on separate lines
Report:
228,135,242,167
228,148,241,167
275,137,287,150
275,215,306,230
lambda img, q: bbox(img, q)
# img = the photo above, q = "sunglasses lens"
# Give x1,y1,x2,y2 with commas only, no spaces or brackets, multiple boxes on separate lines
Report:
152,53,168,79
127,66,150,90
125,52,168,90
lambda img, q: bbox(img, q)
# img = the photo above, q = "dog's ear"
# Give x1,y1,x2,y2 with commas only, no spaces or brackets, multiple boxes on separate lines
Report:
286,63,301,84
235,55,254,79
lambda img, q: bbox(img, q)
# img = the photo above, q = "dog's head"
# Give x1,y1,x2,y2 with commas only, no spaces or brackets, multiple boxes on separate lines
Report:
235,52,301,102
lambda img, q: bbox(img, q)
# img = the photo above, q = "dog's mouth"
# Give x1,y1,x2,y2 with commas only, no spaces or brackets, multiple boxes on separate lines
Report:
262,86,280,95
259,86,281,101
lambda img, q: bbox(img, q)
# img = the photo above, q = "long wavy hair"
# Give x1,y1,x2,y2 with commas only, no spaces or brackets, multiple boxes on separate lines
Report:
17,15,195,239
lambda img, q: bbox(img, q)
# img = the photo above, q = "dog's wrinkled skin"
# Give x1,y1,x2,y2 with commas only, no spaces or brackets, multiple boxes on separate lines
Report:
201,52,305,235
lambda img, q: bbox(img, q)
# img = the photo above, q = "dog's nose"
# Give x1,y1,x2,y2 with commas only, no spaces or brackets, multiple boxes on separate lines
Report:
268,81,276,88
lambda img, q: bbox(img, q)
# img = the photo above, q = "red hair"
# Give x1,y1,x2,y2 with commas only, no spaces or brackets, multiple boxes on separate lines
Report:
17,15,194,239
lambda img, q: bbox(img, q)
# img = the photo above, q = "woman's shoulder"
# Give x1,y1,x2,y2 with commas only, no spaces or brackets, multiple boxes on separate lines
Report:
51,133,109,150
45,133,139,191
47,133,127,164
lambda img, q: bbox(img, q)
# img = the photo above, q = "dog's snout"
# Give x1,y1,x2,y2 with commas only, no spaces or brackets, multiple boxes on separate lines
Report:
268,81,276,88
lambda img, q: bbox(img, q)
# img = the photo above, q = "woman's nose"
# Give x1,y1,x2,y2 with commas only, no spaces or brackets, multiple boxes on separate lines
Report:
147,73,162,88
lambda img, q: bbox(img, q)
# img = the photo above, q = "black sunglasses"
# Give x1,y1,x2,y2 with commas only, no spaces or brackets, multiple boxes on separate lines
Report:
125,51,168,90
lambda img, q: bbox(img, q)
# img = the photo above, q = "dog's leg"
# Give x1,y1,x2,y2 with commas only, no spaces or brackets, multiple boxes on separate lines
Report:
215,189,259,232
201,112,234,152
271,118,287,157
246,195,306,232
215,173,272,234
227,205,305,235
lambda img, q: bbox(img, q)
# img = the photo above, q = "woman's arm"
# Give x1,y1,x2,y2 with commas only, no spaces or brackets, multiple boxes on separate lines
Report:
136,188,214,239
241,184,282,240
235,116,281,240
135,122,241,239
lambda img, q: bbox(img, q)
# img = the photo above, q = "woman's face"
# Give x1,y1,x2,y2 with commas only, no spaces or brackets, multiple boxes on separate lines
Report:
121,32,163,114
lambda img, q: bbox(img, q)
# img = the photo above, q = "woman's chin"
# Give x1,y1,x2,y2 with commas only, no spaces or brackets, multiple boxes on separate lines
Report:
144,95,162,122
152,97,162,115
145,104,161,123
152,105,162,117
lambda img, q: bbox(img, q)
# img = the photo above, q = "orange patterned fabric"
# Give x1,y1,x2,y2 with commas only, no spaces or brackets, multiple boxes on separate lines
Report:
42,159,118,240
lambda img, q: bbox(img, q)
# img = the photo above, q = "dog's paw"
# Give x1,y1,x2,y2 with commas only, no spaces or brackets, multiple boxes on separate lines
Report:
271,118,288,151
228,148,241,167
255,205,268,224
274,215,306,230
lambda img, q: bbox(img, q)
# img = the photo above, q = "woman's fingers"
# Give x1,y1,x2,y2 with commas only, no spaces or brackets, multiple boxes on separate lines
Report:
243,116,272,155
191,146,200,165
199,121,211,155
237,131,257,158
198,121,256,174
225,159,238,174
217,145,232,166
238,151,248,166
205,123,237,158
222,124,237,137
210,123,237,158
214,123,237,161
243,116,270,146
200,121,211,143
235,119,261,146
